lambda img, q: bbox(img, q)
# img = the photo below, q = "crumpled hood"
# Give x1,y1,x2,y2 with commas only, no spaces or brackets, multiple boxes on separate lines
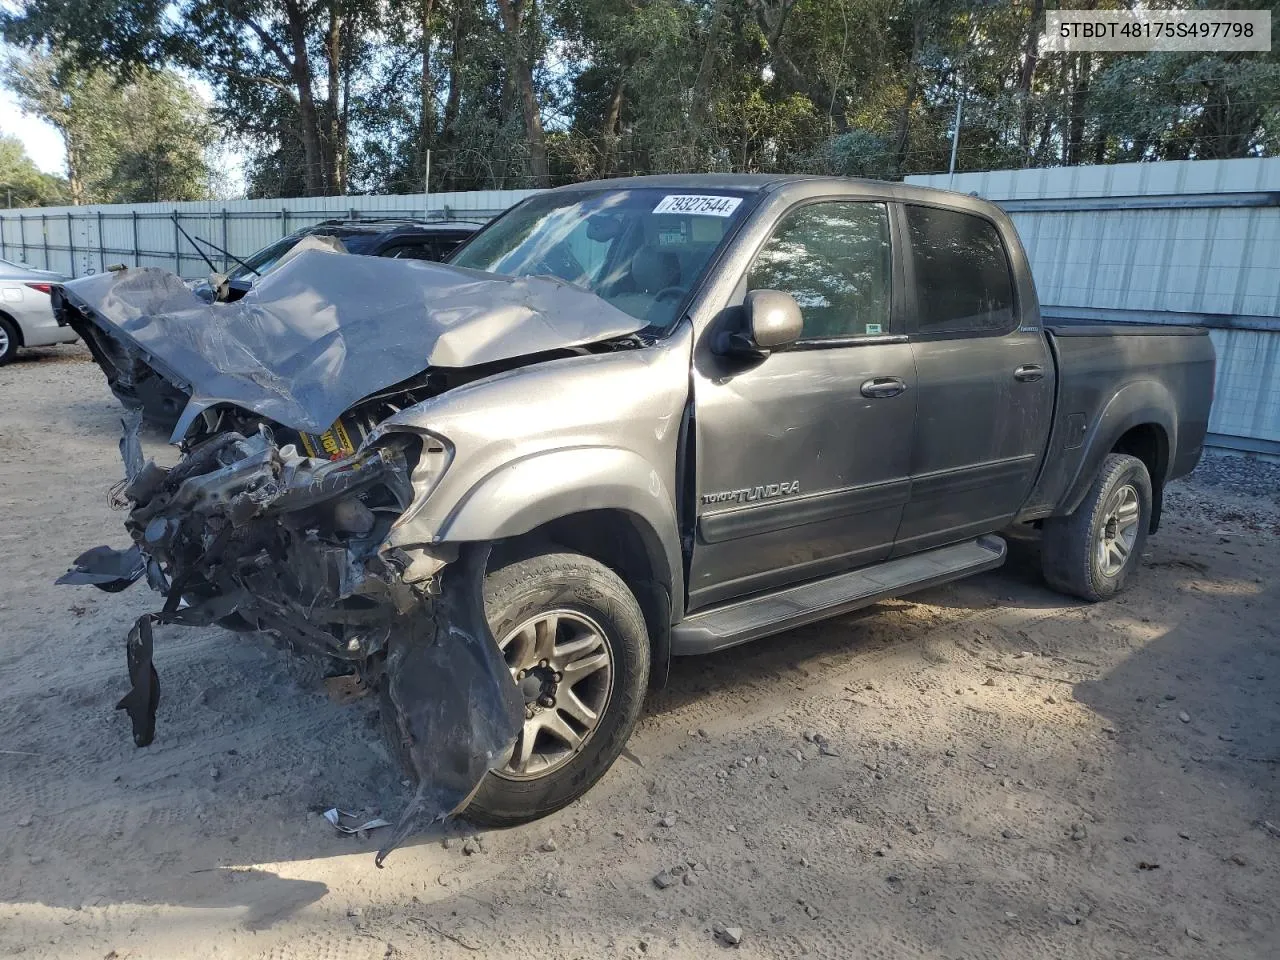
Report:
58,250,645,435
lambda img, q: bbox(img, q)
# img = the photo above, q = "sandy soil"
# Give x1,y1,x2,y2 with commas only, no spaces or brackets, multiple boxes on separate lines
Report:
2,344,1278,960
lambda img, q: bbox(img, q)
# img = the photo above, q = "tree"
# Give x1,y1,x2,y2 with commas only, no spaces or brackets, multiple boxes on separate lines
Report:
1090,52,1280,162
4,0,1277,202
5,52,113,203
5,49,216,203
494,0,549,186
110,71,219,201
182,0,378,196
3,0,381,196
0,135,68,206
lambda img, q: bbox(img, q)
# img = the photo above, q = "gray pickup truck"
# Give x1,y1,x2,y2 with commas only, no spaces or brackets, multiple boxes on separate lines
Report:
57,175,1214,850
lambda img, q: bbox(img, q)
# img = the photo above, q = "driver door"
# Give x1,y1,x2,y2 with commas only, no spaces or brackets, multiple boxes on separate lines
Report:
688,200,917,610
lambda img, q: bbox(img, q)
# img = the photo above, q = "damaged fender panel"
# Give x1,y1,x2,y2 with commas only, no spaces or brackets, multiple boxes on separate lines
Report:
55,251,646,437
377,544,524,865
61,415,523,862
57,544,145,592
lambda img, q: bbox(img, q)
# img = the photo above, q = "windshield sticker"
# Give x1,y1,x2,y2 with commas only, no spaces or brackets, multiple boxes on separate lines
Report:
653,194,742,217
658,223,689,245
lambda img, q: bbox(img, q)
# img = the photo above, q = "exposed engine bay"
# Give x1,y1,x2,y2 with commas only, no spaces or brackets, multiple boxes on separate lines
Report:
53,250,649,863
62,406,523,863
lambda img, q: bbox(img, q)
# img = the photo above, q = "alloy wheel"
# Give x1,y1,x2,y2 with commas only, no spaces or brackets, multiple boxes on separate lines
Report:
1097,483,1140,577
493,609,614,780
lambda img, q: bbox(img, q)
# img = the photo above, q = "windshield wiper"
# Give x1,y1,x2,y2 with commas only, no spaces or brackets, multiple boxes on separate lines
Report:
171,214,220,276
190,236,261,278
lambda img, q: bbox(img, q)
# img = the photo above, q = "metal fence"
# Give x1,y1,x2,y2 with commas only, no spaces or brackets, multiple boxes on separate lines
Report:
0,190,538,280
4,163,1278,456
909,157,1280,458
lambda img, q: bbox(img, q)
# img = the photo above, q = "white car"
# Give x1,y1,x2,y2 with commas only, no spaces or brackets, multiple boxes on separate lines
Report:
0,257,78,364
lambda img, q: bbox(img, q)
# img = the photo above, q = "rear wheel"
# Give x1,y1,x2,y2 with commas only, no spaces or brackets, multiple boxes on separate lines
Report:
1042,453,1151,602
464,551,649,827
0,316,20,365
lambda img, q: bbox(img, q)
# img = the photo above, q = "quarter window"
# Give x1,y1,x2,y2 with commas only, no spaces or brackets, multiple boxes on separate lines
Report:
904,205,1015,335
747,201,892,340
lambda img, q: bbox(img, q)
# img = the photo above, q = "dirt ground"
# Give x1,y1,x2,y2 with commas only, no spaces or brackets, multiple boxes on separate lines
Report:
2,343,1278,960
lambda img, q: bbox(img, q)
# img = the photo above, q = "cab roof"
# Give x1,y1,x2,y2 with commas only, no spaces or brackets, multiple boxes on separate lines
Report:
546,173,978,207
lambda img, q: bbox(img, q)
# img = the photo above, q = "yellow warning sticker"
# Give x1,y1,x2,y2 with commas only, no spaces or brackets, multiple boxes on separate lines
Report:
300,418,356,460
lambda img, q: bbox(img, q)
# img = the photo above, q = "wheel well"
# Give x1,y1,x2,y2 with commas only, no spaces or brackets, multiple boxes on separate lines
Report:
0,309,23,346
486,509,674,682
1112,423,1168,531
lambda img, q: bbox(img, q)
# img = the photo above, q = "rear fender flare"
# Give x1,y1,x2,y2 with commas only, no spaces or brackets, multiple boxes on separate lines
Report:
1059,380,1176,518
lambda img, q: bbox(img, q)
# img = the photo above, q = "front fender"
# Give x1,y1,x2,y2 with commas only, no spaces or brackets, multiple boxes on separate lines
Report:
436,445,684,607
1060,380,1176,517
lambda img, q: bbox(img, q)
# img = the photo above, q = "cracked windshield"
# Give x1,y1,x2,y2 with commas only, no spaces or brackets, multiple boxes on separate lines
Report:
451,189,750,329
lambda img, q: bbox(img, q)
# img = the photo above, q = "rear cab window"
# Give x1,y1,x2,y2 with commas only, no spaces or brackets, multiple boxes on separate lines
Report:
903,205,1015,336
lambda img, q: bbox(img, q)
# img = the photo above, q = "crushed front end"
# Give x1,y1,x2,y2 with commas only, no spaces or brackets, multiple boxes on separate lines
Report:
63,408,522,864
127,420,419,656
53,254,649,862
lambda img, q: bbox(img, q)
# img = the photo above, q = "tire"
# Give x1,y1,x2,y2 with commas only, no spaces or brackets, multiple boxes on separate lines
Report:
0,315,20,365
464,551,650,827
1041,453,1152,602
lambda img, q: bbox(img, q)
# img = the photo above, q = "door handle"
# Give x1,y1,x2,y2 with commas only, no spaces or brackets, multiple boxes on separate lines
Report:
860,376,908,399
1014,364,1044,383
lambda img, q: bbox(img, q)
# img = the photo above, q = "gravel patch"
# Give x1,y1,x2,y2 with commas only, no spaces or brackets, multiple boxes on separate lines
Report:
1184,451,1280,503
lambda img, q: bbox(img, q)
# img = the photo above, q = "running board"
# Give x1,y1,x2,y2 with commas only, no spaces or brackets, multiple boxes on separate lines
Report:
671,535,1007,656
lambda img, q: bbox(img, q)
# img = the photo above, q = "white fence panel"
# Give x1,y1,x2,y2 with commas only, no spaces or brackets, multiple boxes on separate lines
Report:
0,190,538,281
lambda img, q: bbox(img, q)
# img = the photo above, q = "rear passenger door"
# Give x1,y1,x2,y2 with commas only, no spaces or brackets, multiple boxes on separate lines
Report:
892,203,1054,556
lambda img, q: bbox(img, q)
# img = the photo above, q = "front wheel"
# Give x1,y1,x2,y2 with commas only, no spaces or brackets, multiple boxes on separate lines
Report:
1041,453,1152,602
464,551,650,827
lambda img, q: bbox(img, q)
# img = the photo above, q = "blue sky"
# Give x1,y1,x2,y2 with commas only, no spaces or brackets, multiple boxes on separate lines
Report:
0,83,65,174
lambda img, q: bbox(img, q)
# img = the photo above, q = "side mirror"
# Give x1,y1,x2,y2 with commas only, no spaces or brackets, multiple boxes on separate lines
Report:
718,289,804,358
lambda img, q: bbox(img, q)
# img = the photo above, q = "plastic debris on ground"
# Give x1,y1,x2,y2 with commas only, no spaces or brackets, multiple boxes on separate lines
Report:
324,808,393,835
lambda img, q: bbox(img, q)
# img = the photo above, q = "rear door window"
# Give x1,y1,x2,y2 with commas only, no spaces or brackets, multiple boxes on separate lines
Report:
904,205,1015,335
747,201,892,341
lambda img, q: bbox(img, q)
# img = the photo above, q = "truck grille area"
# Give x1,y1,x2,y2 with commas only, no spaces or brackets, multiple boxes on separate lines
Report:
126,424,417,659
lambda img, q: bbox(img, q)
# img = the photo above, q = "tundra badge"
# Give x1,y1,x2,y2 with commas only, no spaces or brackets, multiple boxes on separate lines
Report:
701,481,800,505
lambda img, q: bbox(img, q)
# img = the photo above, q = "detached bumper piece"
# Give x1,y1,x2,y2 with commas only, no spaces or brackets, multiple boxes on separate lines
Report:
118,615,159,747
60,416,522,864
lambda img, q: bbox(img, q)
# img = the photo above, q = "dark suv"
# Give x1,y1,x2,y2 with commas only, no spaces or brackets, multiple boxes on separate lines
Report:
208,218,483,301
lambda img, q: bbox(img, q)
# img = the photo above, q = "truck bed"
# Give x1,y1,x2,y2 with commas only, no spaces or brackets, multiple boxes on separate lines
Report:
1018,321,1215,523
